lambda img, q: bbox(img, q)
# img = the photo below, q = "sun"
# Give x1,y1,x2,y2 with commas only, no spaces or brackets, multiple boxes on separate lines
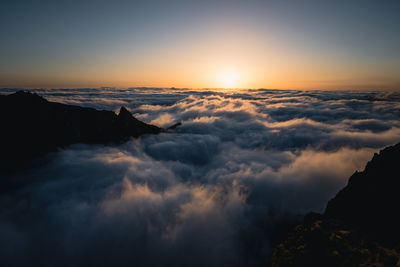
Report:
220,71,239,88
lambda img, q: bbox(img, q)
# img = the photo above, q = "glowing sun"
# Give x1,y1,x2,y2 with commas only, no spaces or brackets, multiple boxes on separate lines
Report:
220,71,239,88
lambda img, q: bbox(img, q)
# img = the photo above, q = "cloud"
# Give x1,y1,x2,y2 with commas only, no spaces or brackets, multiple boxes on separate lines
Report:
1,88,400,266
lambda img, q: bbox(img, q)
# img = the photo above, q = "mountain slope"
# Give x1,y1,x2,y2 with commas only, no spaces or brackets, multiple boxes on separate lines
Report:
325,142,400,245
271,142,400,266
0,91,161,171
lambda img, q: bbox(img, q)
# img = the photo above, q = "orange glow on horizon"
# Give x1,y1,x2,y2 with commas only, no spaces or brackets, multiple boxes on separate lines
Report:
1,21,398,91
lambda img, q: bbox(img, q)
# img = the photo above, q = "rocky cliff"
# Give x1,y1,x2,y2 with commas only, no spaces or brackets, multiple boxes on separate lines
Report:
271,142,400,266
325,142,400,246
0,91,161,171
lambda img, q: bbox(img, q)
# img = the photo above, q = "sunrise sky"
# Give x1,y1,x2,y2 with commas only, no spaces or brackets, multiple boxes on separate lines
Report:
1,0,399,90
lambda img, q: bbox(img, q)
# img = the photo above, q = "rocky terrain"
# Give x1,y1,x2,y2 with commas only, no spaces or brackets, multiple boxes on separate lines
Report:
271,143,400,266
0,91,161,172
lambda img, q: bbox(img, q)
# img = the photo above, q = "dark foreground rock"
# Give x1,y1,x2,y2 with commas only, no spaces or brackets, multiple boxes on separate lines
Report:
270,215,400,267
271,142,400,266
325,142,400,246
0,91,161,171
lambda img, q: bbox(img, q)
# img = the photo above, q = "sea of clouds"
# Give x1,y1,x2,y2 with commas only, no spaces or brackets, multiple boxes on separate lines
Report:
1,88,400,266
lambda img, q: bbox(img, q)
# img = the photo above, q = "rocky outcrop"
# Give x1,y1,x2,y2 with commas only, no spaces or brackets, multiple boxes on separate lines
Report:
324,142,400,245
270,142,400,266
0,91,161,171
270,214,400,267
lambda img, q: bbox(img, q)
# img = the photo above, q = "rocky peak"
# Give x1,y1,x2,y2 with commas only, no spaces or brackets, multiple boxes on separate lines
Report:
0,91,161,172
118,106,132,118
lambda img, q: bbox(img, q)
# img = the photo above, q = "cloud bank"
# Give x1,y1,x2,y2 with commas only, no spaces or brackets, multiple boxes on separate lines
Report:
1,88,400,266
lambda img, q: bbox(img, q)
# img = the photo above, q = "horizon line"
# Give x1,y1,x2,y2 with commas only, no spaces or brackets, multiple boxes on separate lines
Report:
1,86,399,93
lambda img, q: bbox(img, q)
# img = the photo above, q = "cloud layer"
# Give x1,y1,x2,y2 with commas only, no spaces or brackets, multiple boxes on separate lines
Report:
1,88,400,266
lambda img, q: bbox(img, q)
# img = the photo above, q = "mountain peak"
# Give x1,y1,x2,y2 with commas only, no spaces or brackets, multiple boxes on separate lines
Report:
118,106,131,117
0,92,161,172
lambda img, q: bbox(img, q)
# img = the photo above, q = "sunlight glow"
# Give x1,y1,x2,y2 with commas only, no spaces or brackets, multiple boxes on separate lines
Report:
220,71,239,88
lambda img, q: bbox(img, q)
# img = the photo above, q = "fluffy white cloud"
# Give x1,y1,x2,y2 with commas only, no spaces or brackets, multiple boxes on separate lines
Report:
1,88,400,266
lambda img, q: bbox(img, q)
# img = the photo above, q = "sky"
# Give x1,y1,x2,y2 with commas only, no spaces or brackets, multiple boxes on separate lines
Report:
1,0,399,90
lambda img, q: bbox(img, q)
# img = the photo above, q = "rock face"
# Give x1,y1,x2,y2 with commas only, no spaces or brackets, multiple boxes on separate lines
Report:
271,142,400,266
0,91,161,171
270,215,400,267
325,142,400,245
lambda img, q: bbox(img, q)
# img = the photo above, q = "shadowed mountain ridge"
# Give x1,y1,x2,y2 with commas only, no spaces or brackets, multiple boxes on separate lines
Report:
270,142,400,266
0,91,161,171
325,142,400,245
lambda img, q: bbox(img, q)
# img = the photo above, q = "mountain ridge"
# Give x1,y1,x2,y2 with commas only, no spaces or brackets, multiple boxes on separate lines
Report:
0,91,162,172
270,142,400,266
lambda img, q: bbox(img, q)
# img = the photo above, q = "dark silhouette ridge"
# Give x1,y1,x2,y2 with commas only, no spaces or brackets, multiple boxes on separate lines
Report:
166,122,182,131
270,142,400,266
324,142,400,245
0,91,161,172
